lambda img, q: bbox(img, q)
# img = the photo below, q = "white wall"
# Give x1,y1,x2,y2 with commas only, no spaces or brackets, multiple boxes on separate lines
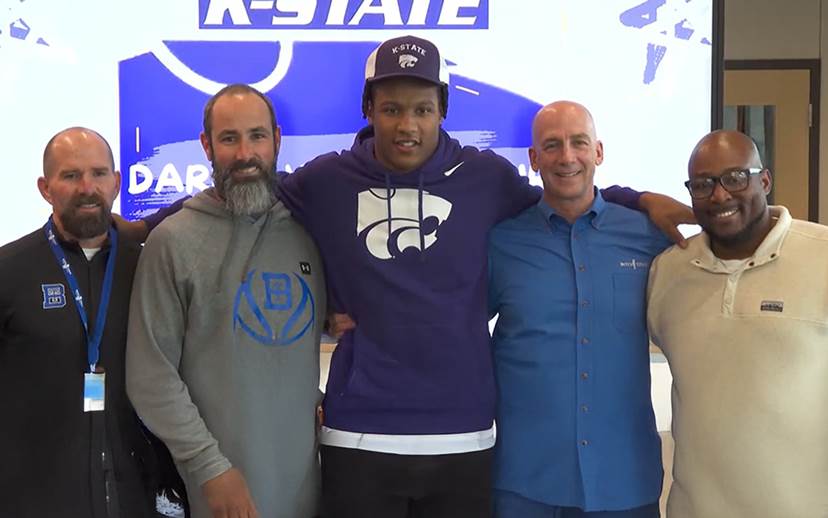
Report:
724,0,820,59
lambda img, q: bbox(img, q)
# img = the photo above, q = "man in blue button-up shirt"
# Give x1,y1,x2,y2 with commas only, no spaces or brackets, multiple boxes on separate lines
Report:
488,101,671,517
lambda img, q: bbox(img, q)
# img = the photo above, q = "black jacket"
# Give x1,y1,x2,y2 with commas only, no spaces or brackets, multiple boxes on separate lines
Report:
0,225,154,518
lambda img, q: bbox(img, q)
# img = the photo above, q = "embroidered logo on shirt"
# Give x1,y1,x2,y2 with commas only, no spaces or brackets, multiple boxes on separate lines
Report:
233,270,316,346
619,259,649,270
41,283,67,309
299,262,311,275
760,300,784,312
356,188,453,260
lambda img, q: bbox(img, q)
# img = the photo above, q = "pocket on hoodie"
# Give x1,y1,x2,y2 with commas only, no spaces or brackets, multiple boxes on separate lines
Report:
345,323,489,410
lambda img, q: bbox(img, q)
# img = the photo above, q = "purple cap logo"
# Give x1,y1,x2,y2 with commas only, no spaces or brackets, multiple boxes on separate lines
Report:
398,54,419,68
365,35,449,86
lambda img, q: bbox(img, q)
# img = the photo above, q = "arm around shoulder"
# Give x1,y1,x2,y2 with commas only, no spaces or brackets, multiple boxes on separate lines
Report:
488,153,541,221
639,191,696,248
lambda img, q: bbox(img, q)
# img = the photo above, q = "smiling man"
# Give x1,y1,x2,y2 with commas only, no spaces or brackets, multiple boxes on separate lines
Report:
0,128,162,517
126,84,326,518
647,130,828,517
683,132,772,259
488,102,670,518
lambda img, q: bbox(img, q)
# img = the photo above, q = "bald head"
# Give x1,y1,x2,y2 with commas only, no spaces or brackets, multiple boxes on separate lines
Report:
43,127,115,177
532,101,598,147
37,127,121,246
688,129,762,177
529,100,604,222
686,129,773,259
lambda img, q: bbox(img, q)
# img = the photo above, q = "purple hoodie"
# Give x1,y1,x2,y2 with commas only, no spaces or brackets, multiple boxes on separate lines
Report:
278,127,640,435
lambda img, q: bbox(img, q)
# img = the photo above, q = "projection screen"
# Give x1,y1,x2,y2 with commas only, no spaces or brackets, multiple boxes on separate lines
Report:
0,0,721,245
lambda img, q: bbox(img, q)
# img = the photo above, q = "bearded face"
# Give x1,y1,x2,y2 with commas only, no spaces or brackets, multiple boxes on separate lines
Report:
212,157,275,217
57,192,113,240
201,91,281,217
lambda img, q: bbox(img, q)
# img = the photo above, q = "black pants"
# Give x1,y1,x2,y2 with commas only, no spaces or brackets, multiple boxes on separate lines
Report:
321,445,493,518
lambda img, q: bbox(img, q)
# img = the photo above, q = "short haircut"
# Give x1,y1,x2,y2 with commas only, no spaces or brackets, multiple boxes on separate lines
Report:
42,127,115,176
362,79,449,119
203,84,278,138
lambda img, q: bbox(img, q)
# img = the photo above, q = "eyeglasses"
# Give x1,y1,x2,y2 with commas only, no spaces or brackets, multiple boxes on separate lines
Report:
684,168,764,199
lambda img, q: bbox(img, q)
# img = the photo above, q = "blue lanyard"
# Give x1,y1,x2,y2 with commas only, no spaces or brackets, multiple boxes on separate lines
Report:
44,218,117,373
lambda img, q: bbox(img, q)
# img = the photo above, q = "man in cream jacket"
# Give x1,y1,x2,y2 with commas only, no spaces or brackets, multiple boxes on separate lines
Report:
647,129,828,518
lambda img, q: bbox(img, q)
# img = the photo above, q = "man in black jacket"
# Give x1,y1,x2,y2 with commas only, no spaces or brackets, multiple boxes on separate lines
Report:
0,127,178,518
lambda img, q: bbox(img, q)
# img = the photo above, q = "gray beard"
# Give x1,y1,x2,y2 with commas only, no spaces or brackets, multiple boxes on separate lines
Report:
222,177,275,217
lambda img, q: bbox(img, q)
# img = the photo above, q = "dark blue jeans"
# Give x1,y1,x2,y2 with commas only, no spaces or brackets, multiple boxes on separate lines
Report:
493,489,660,518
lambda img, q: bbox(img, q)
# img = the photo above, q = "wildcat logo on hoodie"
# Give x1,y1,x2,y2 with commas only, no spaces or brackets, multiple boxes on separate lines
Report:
233,269,315,346
357,187,452,259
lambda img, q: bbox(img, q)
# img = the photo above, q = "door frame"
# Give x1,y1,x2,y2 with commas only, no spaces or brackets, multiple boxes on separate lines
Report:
724,59,821,221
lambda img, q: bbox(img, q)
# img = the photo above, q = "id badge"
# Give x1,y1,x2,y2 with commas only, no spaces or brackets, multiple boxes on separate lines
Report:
83,372,105,412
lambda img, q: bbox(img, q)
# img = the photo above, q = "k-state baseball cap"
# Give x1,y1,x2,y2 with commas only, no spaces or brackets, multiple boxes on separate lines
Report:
364,35,450,86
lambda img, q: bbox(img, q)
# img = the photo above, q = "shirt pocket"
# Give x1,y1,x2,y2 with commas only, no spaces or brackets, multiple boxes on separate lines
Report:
612,272,648,334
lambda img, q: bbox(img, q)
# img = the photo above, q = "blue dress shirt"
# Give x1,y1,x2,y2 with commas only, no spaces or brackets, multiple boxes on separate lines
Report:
488,190,671,511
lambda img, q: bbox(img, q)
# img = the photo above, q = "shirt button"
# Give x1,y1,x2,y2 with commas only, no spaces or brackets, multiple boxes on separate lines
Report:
581,300,589,308
578,264,586,272
581,405,589,413
581,337,590,345
580,440,589,446
581,372,589,380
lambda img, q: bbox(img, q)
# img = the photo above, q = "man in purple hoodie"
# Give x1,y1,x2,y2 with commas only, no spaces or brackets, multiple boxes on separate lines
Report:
128,35,693,518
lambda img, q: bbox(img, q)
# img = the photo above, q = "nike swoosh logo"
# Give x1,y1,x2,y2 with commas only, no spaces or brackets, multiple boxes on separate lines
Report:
443,161,464,177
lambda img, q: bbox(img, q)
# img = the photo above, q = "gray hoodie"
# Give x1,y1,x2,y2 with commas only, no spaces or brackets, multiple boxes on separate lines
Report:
126,189,325,518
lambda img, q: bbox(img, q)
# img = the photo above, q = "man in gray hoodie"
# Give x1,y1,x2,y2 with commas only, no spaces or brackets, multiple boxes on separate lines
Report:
126,84,326,518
